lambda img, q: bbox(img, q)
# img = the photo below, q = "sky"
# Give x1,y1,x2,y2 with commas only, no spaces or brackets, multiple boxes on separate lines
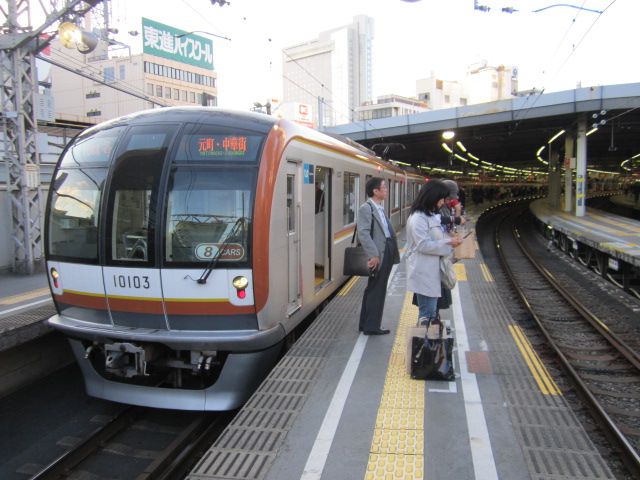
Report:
103,0,635,110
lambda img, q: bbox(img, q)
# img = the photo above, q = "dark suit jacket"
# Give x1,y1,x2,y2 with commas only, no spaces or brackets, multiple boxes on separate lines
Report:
356,198,399,265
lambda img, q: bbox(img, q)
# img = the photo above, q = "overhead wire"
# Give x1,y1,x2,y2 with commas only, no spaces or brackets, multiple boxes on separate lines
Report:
511,0,618,132
47,46,176,107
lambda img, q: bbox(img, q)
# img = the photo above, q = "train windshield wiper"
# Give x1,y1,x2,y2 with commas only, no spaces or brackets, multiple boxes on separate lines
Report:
197,216,248,284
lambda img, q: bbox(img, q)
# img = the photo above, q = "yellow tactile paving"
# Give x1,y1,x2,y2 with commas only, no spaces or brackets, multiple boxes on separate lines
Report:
370,429,424,454
454,262,467,281
0,287,50,305
375,408,424,430
365,453,423,480
364,291,425,479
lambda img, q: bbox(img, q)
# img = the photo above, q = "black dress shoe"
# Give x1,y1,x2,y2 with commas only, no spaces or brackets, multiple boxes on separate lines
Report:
363,329,390,335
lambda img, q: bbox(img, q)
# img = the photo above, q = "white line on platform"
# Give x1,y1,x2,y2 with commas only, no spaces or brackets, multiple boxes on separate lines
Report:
451,284,499,480
0,298,51,317
300,334,367,480
300,261,401,480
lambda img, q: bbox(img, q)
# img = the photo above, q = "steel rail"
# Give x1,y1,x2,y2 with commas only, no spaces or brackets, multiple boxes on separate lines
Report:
494,207,640,477
30,406,141,480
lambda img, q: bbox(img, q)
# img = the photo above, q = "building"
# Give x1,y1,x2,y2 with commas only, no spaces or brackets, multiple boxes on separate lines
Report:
48,17,218,124
466,61,518,104
415,62,517,111
416,74,469,110
282,15,374,128
356,94,429,121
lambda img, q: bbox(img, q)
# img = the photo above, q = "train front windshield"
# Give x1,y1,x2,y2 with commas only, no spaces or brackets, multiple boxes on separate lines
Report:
47,121,265,269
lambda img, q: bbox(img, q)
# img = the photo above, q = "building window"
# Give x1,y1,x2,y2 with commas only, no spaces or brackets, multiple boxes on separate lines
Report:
460,98,468,106
85,91,100,99
182,90,188,102
119,64,126,80
147,83,154,95
156,85,163,97
190,91,195,103
173,89,179,101
444,95,450,103
165,88,171,99
103,67,115,83
87,110,102,117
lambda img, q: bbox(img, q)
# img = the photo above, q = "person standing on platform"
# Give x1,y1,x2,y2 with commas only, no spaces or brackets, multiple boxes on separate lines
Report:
406,181,462,324
357,177,400,335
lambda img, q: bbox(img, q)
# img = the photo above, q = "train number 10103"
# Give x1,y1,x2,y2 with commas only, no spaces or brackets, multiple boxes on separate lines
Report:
113,275,150,289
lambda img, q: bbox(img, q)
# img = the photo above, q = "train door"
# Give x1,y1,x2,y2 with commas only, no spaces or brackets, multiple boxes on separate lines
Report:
102,125,175,330
286,162,301,314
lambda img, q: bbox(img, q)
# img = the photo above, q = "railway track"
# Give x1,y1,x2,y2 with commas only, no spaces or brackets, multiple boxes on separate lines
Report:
30,406,233,480
490,201,640,478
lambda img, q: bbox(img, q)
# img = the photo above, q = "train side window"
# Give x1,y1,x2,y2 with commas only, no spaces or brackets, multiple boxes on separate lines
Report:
287,174,295,232
47,168,107,262
343,172,358,225
394,181,400,209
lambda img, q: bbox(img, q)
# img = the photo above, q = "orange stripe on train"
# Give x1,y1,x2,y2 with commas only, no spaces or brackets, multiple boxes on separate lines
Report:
165,300,255,315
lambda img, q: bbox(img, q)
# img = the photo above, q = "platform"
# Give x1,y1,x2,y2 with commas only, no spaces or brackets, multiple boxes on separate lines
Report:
0,272,53,352
530,197,640,267
187,206,615,480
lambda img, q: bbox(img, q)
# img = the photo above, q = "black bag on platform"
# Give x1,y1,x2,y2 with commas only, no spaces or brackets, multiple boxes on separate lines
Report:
343,206,375,277
343,246,372,276
410,323,455,381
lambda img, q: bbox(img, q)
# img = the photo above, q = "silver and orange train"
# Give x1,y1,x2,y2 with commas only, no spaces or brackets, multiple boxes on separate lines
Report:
45,107,424,410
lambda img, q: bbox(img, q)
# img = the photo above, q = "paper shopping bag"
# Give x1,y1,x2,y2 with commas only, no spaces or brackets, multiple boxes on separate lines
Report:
453,231,476,260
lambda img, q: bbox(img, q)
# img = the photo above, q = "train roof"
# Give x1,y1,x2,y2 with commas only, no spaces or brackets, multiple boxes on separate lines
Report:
75,107,424,179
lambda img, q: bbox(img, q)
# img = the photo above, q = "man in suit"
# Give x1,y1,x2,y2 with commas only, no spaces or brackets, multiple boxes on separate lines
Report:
357,177,400,335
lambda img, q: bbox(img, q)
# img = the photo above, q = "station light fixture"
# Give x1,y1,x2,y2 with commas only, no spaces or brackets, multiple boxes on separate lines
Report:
58,22,99,53
548,129,566,144
442,131,455,140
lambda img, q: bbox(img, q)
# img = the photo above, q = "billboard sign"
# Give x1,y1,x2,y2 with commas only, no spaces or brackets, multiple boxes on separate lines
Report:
294,103,313,128
142,18,213,70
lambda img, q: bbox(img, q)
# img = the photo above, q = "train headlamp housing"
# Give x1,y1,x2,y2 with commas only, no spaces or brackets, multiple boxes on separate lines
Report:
232,276,249,299
50,267,60,288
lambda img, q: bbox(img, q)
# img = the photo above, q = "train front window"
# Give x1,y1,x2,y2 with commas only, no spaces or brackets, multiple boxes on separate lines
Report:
107,125,178,264
165,167,254,265
48,168,107,262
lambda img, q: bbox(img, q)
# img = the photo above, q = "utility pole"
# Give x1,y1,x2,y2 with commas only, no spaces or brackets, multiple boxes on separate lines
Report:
1,0,99,273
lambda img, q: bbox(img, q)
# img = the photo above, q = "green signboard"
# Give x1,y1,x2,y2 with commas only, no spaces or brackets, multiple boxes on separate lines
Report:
142,18,213,70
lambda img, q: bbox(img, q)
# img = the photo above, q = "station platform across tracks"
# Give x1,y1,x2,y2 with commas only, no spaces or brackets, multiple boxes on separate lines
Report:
186,204,616,480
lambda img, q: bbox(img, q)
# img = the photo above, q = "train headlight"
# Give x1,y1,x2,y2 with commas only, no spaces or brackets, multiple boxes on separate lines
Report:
50,267,60,288
232,276,249,299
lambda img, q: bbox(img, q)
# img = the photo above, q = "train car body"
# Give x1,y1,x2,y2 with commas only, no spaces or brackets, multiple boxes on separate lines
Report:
45,107,424,410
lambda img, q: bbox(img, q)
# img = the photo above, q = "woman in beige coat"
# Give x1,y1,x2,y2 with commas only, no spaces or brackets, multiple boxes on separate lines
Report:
406,181,462,322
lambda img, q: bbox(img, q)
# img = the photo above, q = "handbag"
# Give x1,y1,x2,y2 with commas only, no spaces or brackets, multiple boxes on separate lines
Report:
410,321,455,381
439,255,457,289
343,246,371,276
343,205,375,277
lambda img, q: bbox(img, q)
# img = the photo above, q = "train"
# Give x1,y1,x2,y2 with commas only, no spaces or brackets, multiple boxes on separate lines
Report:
45,107,425,410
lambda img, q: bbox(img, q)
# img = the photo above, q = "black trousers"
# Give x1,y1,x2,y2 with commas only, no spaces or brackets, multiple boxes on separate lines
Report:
359,238,394,332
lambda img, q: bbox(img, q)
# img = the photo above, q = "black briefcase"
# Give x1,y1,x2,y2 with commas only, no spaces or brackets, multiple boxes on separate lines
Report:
343,246,372,276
